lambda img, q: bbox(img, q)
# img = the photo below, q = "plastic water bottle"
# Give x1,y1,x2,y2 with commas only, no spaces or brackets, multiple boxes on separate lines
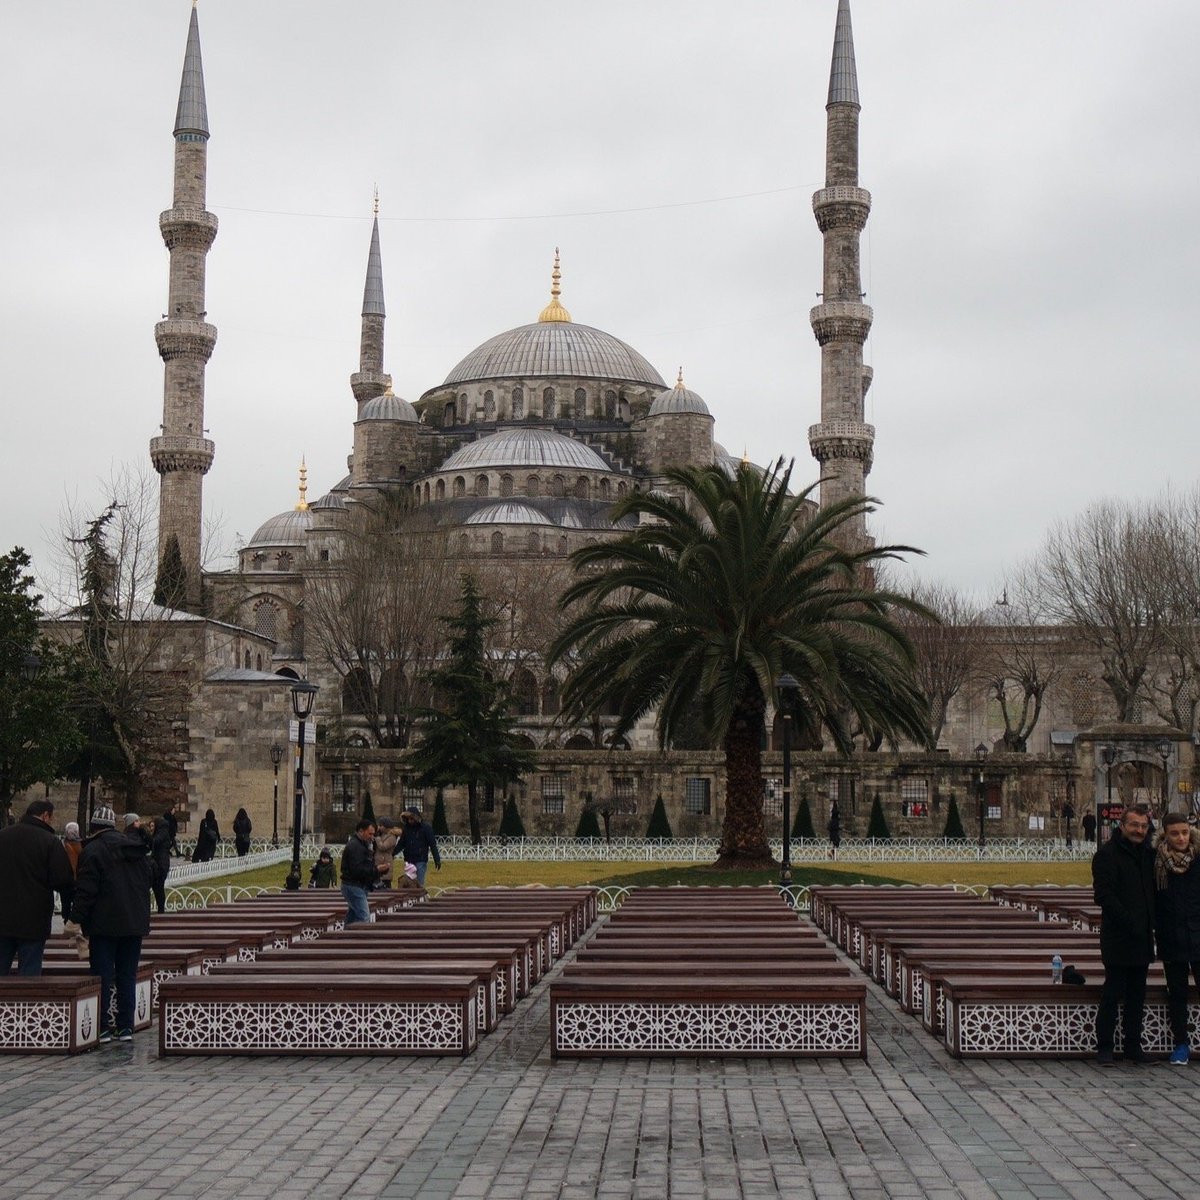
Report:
1051,954,1063,985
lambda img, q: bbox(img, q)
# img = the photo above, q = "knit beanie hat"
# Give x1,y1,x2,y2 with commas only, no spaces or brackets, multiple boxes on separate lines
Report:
90,806,116,829
123,813,140,829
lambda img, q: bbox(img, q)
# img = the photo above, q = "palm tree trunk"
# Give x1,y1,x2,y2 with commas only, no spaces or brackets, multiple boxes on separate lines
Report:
716,695,772,867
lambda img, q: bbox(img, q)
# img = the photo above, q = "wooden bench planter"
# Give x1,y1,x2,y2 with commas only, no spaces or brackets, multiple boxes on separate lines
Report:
550,975,867,1059
0,977,103,1054
158,974,480,1057
39,962,155,1033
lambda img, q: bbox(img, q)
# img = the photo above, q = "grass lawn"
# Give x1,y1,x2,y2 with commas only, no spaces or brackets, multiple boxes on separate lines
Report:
184,856,1091,894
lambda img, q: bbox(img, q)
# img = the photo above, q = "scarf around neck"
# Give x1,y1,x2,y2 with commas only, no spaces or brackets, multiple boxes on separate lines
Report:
1155,827,1200,891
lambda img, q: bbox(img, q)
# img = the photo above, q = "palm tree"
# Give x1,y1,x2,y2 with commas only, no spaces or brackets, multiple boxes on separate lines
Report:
549,459,932,866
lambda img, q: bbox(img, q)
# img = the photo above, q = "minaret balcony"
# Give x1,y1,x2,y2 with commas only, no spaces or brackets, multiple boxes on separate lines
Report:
812,186,871,232
150,435,215,475
155,319,218,362
159,207,219,251
808,421,875,468
809,301,872,346
351,370,392,404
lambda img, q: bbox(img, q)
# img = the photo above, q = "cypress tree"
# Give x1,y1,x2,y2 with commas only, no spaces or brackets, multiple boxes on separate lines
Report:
153,533,188,609
791,794,816,839
646,793,673,839
361,788,377,825
431,787,450,837
942,794,966,839
866,792,892,839
498,795,526,839
575,802,602,840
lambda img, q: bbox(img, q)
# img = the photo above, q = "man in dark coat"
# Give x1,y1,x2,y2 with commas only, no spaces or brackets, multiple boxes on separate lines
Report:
149,818,174,914
340,819,379,926
161,802,181,857
1153,812,1200,1065
398,807,441,886
71,806,155,1042
0,799,74,975
1092,804,1155,1065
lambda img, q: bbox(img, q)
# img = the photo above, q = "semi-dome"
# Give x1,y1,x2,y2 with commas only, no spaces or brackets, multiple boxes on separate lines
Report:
440,428,612,474
442,322,665,389
311,491,346,511
649,370,711,417
245,508,312,548
465,502,554,526
359,390,417,422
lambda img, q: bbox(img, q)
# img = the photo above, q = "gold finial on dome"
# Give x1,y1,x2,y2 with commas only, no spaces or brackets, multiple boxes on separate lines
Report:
373,184,379,218
296,457,309,511
538,248,572,323
676,367,685,388
741,447,750,465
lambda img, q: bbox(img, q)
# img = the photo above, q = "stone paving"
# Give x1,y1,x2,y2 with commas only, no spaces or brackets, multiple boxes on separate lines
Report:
3,936,1199,1200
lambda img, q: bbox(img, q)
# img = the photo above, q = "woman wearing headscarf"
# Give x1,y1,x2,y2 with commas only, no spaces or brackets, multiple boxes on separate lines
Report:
59,821,83,922
232,807,253,857
192,808,220,863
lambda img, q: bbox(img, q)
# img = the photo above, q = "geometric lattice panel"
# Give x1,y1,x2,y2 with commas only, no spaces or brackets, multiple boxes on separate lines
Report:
0,1001,71,1051
161,999,468,1054
554,1001,862,1056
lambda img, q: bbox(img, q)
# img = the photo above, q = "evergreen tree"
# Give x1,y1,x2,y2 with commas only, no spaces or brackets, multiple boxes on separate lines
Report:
942,794,967,839
431,787,450,837
866,792,892,839
498,795,527,839
153,533,188,609
575,800,602,840
791,793,816,839
361,788,377,825
408,575,537,844
646,793,674,839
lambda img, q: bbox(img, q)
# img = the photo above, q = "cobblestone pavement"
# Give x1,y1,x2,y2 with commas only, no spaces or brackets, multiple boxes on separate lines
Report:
4,948,1199,1200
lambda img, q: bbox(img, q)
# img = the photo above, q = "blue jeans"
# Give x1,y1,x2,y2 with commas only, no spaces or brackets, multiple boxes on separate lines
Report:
0,937,46,976
341,884,370,925
411,860,429,887
89,935,142,1033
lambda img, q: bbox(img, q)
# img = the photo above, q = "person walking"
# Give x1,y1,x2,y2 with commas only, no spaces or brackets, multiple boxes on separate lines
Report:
1062,800,1076,849
398,807,441,886
232,807,253,857
1154,812,1200,1065
161,802,181,857
1092,804,1156,1065
827,801,842,861
149,817,173,914
192,808,220,863
374,817,399,888
308,847,337,888
340,819,379,925
0,799,74,976
71,806,155,1043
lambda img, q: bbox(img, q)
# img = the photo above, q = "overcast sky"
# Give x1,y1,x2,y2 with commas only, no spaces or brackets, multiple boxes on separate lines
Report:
2,0,1197,601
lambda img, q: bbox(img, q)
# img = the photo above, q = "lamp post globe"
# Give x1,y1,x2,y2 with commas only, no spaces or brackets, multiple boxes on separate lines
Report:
285,681,319,891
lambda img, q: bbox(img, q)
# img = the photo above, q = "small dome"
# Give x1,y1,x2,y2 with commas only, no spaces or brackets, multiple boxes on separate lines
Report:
440,427,612,474
360,391,418,422
311,491,347,511
245,508,313,548
648,381,711,417
465,502,554,526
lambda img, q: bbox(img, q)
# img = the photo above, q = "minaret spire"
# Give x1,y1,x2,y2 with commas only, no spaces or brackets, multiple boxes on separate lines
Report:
151,2,218,609
808,0,874,546
350,192,392,405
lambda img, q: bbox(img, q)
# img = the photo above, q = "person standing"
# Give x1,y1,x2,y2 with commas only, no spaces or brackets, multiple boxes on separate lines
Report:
340,819,379,925
827,801,842,861
1154,812,1200,1065
60,820,84,923
192,808,220,862
374,817,399,888
71,806,155,1043
1082,810,1097,844
161,802,181,857
232,807,252,857
399,807,441,886
1062,800,1075,849
149,818,173,914
1092,804,1155,1065
0,799,74,975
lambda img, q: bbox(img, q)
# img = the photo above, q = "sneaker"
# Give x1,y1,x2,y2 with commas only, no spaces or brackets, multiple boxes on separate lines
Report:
117,1029,133,1042
1097,1049,1115,1067
97,1029,113,1045
1169,1045,1190,1066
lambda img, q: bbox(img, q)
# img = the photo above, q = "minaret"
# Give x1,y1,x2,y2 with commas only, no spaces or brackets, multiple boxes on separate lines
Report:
350,191,392,405
808,0,874,543
151,1,217,609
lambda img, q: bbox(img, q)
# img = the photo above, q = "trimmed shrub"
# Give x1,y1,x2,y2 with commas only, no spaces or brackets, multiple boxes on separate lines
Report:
791,794,816,839
574,803,602,840
431,788,450,837
498,796,527,839
361,789,377,826
942,794,966,839
646,793,674,839
866,793,891,839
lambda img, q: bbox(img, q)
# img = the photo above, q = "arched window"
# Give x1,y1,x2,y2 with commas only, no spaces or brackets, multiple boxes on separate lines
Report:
458,393,468,423
604,389,617,419
526,474,540,497
476,474,489,497
490,531,504,554
254,601,280,642
442,402,455,428
458,533,469,554
423,482,430,503
512,386,524,419
483,390,495,421
500,474,514,497
542,387,556,418
541,678,560,716
527,530,540,553
599,478,610,499
574,387,587,419
276,552,293,572
551,475,565,497
616,481,627,498
513,669,539,716
244,649,251,669
574,477,588,499
558,535,568,555
256,654,263,671
563,734,592,750
453,476,466,498
435,479,446,500
342,667,372,715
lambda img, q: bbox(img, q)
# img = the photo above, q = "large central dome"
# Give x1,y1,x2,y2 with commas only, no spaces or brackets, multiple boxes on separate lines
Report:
442,321,665,389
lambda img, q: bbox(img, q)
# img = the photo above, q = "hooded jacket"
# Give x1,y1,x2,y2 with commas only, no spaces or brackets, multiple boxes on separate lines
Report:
0,815,75,940
1092,828,1155,966
71,828,154,938
1155,827,1200,964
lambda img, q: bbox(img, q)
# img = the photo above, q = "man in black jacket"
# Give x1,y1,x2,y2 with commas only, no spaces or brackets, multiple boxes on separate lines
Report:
340,819,378,926
0,799,74,975
71,806,155,1042
1092,804,1155,1065
399,807,441,887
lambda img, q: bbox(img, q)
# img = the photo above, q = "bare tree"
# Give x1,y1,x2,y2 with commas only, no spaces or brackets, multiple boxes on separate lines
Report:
1034,499,1166,724
305,491,457,747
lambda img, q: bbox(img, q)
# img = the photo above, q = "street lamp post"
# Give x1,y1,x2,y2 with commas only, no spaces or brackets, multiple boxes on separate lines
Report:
975,743,989,853
777,673,800,898
1158,737,1172,815
1101,744,1116,845
269,742,284,847
1061,747,1075,849
285,681,319,891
